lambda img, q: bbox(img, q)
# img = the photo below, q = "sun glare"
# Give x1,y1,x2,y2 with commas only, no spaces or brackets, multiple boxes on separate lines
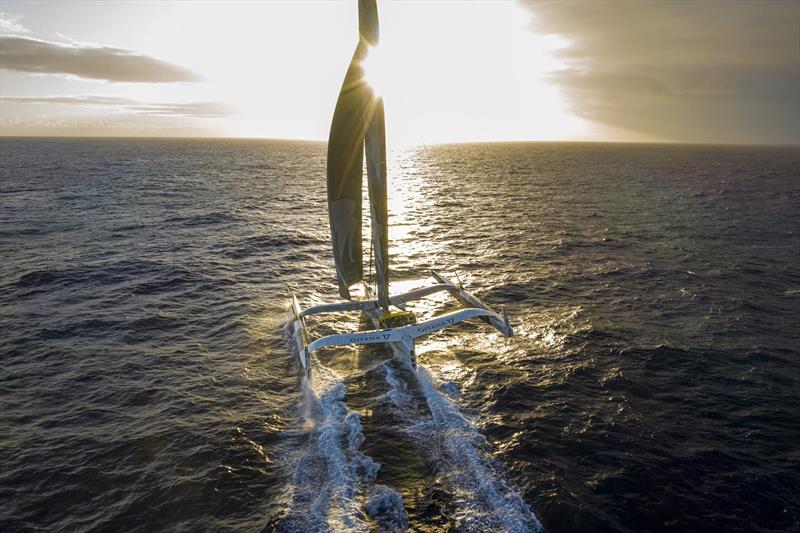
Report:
361,1,588,146
19,1,590,143
362,45,389,97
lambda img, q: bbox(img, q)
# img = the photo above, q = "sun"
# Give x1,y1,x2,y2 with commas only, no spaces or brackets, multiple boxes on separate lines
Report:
361,45,390,97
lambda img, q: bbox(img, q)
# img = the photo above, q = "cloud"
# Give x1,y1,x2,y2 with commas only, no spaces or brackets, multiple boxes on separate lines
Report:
522,0,800,143
0,12,29,34
2,95,234,118
0,116,220,137
127,102,233,118
0,35,201,83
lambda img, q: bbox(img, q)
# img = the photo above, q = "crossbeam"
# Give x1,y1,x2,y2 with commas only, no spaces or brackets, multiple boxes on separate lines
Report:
430,272,513,336
298,283,458,318
306,307,502,354
286,271,513,377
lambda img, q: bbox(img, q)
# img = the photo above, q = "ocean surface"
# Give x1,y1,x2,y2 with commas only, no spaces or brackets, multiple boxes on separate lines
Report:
1,138,798,532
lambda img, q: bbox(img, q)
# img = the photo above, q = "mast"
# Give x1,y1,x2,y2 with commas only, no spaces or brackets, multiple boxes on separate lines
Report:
327,0,390,307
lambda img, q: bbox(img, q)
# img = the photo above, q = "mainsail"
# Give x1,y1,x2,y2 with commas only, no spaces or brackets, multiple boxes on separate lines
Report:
327,0,390,307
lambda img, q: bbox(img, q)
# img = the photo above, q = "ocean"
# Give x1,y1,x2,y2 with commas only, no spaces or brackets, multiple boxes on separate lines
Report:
1,138,798,532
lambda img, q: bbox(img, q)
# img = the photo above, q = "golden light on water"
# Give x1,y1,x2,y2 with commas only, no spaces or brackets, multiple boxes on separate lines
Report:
385,148,436,263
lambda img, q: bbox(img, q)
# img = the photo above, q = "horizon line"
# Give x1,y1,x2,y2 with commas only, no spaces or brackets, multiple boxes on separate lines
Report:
1,134,798,148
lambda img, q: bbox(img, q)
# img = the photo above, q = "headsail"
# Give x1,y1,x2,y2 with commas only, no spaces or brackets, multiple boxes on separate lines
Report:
365,97,390,308
327,0,389,303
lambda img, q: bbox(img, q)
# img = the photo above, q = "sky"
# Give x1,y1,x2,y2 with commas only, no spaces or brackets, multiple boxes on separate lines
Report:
0,0,798,144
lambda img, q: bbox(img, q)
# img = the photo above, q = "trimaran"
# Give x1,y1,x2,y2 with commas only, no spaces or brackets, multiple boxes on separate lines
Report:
288,0,512,375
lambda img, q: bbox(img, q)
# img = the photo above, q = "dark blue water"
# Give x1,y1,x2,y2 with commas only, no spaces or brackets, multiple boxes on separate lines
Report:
1,138,798,532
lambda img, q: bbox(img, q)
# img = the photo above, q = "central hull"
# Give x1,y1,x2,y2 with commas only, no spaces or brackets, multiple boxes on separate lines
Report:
362,284,417,367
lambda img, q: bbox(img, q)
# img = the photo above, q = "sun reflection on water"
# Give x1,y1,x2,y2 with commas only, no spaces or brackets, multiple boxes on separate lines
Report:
361,145,439,279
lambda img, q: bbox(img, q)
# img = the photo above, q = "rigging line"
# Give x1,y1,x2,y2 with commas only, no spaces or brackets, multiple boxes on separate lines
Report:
368,219,374,291
365,171,375,294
